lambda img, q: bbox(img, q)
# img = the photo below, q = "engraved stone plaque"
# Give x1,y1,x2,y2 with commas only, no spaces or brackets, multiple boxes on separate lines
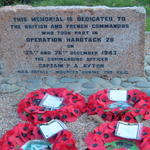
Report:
0,6,146,78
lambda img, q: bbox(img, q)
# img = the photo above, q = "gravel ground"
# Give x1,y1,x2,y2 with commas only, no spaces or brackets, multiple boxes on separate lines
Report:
0,93,24,137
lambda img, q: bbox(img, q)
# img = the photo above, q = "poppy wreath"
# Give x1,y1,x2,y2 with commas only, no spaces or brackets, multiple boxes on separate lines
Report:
85,121,150,150
86,89,150,123
18,88,85,123
0,122,77,150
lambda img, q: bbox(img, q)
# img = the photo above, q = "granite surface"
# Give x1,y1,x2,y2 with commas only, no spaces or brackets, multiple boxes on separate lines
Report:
0,5,146,78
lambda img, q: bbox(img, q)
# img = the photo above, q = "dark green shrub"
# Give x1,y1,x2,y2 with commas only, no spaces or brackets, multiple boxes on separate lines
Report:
0,0,31,6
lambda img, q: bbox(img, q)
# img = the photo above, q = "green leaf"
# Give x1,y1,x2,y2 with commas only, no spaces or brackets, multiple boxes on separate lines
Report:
104,109,111,112
135,115,143,122
105,140,139,150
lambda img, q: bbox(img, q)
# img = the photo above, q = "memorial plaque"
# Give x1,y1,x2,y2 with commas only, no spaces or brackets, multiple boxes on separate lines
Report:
0,6,146,78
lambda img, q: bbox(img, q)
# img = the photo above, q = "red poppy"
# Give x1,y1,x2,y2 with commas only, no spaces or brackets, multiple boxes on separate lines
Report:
121,111,136,123
53,141,77,150
127,89,147,104
0,123,77,150
85,133,106,150
140,137,150,150
87,89,150,123
18,88,86,124
85,121,150,150
144,110,150,120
